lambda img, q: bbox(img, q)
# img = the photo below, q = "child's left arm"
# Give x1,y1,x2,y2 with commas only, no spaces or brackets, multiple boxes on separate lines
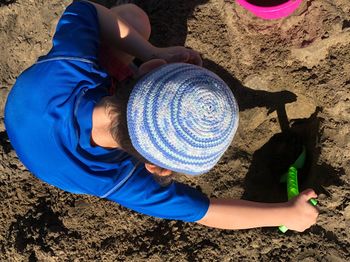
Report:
197,189,319,231
86,1,202,66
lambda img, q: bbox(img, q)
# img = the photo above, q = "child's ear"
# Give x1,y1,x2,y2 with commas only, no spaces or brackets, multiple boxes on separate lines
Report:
145,163,157,174
136,59,167,77
145,163,172,177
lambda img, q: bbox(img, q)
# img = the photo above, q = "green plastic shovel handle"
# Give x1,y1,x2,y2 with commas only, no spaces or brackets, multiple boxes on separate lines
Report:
279,166,317,233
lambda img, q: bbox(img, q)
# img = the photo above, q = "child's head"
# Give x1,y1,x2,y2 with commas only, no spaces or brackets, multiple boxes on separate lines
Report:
104,62,239,175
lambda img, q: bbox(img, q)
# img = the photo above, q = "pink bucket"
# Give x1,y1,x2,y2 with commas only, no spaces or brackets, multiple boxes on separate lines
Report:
236,0,303,20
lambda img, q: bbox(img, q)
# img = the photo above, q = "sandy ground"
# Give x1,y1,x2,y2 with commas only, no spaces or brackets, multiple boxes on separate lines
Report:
1,0,350,261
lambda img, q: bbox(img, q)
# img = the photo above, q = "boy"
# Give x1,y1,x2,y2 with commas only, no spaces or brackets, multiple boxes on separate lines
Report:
4,1,318,231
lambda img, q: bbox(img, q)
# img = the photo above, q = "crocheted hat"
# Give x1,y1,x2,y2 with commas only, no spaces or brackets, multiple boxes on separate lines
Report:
127,63,239,175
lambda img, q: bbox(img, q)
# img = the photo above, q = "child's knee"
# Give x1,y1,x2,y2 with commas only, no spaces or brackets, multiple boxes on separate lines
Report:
112,4,151,40
131,4,151,39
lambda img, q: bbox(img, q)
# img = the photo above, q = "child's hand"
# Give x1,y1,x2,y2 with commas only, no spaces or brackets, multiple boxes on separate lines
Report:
152,46,202,66
284,189,319,232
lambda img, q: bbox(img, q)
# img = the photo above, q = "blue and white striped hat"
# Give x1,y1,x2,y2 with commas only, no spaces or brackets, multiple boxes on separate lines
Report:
127,63,239,175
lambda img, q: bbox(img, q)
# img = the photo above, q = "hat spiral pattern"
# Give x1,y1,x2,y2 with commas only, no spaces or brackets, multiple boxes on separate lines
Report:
127,63,239,175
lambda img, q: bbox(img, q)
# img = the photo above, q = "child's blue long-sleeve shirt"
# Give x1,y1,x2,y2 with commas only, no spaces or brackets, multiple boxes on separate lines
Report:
4,1,209,222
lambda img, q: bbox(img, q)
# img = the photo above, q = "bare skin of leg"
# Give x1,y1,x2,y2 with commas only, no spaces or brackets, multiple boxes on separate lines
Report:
104,4,151,65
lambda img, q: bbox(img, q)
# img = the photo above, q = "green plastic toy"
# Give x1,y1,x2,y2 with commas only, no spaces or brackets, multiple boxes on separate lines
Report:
279,146,318,233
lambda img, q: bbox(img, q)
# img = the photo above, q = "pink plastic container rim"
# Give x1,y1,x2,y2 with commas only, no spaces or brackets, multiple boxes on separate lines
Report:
237,0,303,20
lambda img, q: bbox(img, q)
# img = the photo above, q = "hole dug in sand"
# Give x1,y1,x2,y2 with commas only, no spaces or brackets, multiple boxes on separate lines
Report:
242,107,344,204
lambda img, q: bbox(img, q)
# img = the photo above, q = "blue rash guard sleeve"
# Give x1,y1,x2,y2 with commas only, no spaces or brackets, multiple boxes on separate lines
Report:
45,1,100,61
107,165,210,222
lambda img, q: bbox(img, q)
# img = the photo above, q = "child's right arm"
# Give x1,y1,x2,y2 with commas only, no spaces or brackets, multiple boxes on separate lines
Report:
197,189,319,232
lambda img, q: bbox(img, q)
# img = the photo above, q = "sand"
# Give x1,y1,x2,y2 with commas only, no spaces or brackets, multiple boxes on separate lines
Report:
0,0,349,261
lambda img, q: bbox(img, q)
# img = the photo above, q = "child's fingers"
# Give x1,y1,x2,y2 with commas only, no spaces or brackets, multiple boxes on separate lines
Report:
169,51,189,63
136,59,167,77
188,50,202,66
300,188,318,200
